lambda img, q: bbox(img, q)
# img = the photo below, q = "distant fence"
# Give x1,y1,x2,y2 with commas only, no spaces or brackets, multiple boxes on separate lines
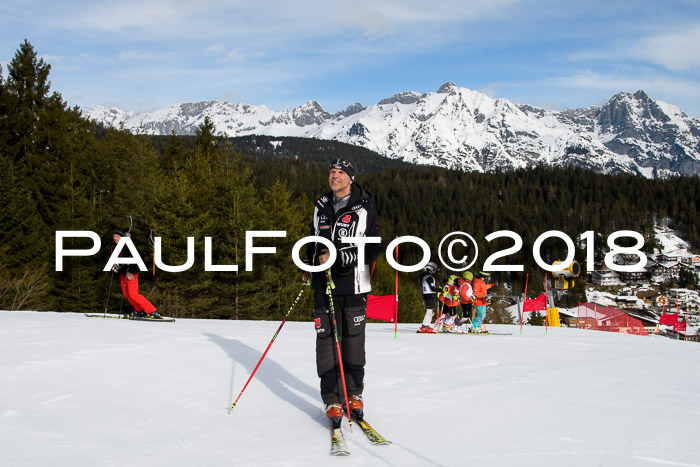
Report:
577,303,649,336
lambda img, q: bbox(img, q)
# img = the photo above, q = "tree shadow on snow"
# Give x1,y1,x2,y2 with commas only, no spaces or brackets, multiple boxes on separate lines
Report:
204,333,326,427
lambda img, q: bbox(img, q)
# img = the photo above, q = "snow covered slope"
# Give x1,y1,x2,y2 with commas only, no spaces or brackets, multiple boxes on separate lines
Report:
87,83,700,177
2,310,698,466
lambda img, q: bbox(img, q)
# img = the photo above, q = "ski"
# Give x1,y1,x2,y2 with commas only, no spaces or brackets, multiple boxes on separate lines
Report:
350,415,392,445
84,313,127,320
130,316,176,323
413,327,511,336
455,331,512,336
330,427,351,456
84,313,175,323
467,329,512,335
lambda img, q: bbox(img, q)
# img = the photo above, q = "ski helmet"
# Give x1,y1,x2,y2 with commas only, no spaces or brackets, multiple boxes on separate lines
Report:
424,262,437,274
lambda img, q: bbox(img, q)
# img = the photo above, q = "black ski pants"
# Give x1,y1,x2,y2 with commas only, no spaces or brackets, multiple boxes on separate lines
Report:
313,291,367,405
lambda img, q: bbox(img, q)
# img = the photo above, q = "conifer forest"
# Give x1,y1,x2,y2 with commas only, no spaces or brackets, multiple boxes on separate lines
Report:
2,41,699,323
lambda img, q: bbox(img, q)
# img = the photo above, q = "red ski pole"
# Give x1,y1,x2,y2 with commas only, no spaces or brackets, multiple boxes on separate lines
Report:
326,270,353,427
230,280,310,411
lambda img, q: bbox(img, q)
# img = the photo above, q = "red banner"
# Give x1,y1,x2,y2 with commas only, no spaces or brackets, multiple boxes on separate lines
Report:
659,313,679,325
674,321,687,332
523,293,546,312
367,295,397,323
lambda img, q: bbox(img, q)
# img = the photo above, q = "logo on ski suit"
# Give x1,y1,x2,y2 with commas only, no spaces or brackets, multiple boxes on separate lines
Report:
315,317,326,334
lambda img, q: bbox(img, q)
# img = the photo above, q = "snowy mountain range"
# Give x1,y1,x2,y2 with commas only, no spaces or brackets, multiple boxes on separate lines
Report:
87,82,700,178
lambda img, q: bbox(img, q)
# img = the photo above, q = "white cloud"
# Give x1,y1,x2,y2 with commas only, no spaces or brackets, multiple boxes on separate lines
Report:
73,1,187,33
569,21,700,73
206,43,227,55
38,53,84,72
225,49,246,62
480,82,501,98
338,9,397,40
40,54,62,64
47,0,529,46
12,0,700,118
634,23,700,72
547,70,699,95
205,43,261,63
344,0,524,23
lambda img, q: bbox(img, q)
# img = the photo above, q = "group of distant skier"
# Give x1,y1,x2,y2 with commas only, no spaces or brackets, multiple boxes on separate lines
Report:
417,262,493,334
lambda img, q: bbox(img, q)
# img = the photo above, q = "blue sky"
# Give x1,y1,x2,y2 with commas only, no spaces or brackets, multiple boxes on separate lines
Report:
2,0,700,117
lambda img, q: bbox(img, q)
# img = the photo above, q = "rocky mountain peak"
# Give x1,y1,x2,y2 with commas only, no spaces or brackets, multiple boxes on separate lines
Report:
378,91,422,106
598,90,673,137
291,100,330,126
437,81,457,93
333,102,366,119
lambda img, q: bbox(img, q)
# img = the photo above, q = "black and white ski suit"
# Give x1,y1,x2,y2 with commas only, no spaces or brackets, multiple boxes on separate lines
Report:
303,183,381,404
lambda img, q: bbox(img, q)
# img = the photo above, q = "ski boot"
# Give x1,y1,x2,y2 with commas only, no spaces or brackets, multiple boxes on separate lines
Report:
348,394,364,421
325,403,343,429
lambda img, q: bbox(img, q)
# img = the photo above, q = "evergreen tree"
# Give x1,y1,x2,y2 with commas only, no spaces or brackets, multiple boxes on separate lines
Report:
256,180,312,321
3,40,53,167
205,141,260,319
160,131,188,178
528,311,546,326
0,152,49,310
0,63,7,149
1,40,104,312
194,116,219,163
